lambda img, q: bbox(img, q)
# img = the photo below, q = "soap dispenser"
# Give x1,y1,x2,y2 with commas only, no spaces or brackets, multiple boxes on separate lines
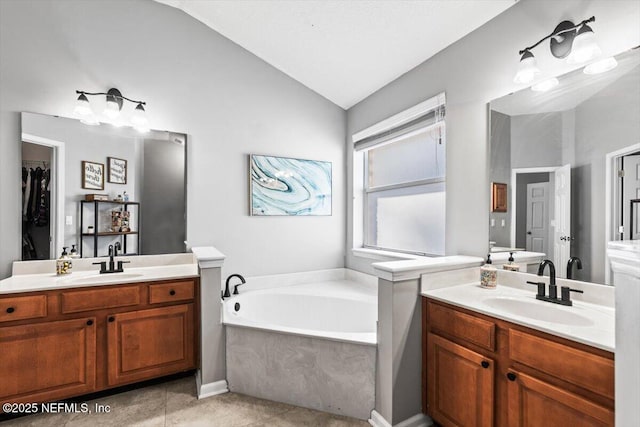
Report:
69,244,80,259
480,254,497,289
56,247,73,275
503,252,521,272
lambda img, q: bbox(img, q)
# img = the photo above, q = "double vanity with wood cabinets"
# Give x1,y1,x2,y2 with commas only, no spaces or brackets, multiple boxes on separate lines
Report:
0,254,201,412
422,269,615,427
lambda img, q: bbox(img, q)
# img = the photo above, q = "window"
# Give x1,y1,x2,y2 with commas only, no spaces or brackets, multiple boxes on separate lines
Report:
354,95,446,256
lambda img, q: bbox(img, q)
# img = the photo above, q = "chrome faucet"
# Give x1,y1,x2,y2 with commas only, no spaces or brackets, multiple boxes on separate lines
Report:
527,259,583,306
567,256,583,279
93,243,129,274
223,274,246,299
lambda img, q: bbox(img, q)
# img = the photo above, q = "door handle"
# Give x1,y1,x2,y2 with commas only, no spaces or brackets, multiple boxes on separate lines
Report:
527,231,532,235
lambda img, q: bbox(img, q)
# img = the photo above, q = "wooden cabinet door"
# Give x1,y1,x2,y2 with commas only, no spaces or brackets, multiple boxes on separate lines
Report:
0,317,96,405
106,304,195,386
426,332,494,427
507,370,613,427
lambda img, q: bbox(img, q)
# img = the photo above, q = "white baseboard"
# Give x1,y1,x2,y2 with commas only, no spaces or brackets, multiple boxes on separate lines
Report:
196,373,229,399
369,410,433,427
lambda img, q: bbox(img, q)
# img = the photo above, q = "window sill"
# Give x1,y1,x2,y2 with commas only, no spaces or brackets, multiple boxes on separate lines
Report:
351,248,425,261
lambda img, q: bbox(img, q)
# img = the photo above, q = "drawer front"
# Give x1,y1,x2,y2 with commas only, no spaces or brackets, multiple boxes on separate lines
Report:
509,329,614,400
149,280,194,304
0,295,47,323
428,301,496,351
61,286,140,314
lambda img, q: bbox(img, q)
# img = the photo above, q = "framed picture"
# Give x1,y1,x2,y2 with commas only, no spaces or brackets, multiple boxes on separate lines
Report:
107,157,127,184
82,161,104,190
250,154,332,216
491,182,507,213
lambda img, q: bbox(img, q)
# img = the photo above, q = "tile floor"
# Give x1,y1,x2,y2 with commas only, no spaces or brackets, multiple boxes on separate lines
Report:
0,376,369,427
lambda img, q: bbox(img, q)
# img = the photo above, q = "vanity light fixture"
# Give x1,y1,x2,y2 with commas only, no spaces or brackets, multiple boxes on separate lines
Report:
74,88,149,132
514,16,604,85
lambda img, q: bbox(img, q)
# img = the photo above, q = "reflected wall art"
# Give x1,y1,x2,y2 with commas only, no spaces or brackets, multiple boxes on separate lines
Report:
250,154,332,216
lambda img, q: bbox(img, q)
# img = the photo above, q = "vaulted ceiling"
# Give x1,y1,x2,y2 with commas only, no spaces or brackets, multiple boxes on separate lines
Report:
154,0,518,109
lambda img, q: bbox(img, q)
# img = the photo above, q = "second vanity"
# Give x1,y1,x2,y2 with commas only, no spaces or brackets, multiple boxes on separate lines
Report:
0,253,200,411
421,268,615,427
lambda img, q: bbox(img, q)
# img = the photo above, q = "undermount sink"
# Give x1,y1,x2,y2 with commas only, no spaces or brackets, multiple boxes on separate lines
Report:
62,273,144,284
482,297,594,327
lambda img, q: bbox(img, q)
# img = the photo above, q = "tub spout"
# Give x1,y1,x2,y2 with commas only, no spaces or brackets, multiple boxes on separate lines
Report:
224,274,246,299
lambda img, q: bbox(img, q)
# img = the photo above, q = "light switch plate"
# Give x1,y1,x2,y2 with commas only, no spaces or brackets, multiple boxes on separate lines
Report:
501,219,506,227
65,216,73,225
490,219,495,227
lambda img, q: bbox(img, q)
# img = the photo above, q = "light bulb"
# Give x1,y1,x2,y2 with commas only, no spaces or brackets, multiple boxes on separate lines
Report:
566,24,601,65
583,57,618,75
103,95,121,120
513,51,540,84
74,93,92,117
531,77,559,92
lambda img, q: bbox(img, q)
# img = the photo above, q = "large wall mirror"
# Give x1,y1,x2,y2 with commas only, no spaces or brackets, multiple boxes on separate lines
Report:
21,112,187,260
489,48,640,285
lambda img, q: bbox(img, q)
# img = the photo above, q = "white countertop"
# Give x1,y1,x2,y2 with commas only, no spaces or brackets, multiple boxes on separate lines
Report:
0,263,199,294
422,282,614,352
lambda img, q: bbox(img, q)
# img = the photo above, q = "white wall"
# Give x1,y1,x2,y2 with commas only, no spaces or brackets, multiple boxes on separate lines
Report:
0,0,346,279
346,0,640,272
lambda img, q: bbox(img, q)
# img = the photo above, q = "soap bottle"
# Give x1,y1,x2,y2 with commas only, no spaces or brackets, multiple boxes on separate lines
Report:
480,254,497,289
56,247,73,275
69,244,80,259
503,252,521,271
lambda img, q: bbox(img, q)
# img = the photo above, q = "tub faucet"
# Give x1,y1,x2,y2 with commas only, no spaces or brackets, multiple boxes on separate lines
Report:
223,274,246,299
567,256,582,279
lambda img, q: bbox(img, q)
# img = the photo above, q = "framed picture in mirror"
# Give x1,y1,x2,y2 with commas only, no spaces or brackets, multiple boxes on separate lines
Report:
82,160,104,190
107,157,127,184
491,182,507,213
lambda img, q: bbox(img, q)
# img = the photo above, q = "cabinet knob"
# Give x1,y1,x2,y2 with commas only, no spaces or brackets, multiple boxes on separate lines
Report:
108,316,115,322
86,320,94,326
169,290,176,296
507,372,517,381
481,361,490,369
6,307,15,314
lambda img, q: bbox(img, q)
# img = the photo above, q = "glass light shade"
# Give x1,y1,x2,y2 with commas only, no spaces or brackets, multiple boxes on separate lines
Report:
103,97,121,119
73,94,92,116
531,77,559,92
513,51,540,84
131,103,148,126
584,57,618,75
566,26,601,65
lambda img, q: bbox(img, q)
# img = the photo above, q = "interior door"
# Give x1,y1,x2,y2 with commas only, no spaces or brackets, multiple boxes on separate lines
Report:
526,182,549,255
554,164,571,278
622,153,640,239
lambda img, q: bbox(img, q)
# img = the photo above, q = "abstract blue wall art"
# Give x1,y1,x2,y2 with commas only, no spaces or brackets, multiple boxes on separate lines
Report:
250,154,332,216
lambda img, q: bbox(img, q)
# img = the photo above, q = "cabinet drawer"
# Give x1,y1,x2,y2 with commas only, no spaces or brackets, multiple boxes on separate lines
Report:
0,295,47,323
509,329,614,400
61,286,140,314
149,280,194,304
428,301,496,351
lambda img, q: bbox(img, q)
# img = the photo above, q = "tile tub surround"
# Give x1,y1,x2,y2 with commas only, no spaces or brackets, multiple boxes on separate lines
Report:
226,326,375,420
223,268,377,420
421,268,616,350
0,375,369,427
